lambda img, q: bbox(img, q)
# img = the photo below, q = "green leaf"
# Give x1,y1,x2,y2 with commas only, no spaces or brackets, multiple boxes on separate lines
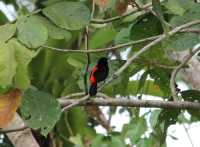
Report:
111,136,126,147
181,90,200,120
149,67,172,98
137,70,148,94
0,24,16,44
149,109,162,128
33,15,72,41
163,5,200,51
92,135,111,147
0,43,17,88
164,0,192,15
152,0,169,37
0,10,9,24
114,24,133,51
127,117,146,144
8,40,32,89
136,138,153,147
17,16,48,48
69,134,84,147
130,13,162,51
92,134,104,147
21,89,61,137
42,2,90,30
153,103,181,146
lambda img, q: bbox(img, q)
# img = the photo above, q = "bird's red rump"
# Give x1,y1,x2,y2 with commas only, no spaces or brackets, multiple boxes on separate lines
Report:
90,66,98,83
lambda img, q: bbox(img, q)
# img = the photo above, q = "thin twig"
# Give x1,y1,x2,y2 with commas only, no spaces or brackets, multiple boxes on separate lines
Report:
42,35,161,53
83,27,90,95
60,20,200,112
183,124,195,147
97,20,200,94
58,98,200,110
60,92,85,99
91,0,164,24
42,28,200,54
0,126,28,133
64,112,74,137
61,95,90,113
170,46,200,101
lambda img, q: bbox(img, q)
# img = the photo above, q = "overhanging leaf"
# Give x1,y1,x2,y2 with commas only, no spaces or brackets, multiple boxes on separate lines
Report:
0,89,22,128
153,101,181,146
17,16,48,48
33,15,72,41
0,43,17,88
8,39,32,89
21,89,61,137
149,67,172,98
111,136,126,147
164,0,192,15
130,13,163,51
181,90,200,120
163,5,200,51
42,2,90,30
0,24,16,44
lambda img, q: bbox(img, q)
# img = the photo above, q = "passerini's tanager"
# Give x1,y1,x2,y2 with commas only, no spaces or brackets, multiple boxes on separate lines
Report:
89,57,109,96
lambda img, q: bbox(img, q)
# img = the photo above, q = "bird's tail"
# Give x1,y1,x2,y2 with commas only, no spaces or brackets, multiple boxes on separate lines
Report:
89,83,97,96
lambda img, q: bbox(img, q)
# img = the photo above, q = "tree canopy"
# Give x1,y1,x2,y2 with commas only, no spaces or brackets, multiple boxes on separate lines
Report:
0,0,200,147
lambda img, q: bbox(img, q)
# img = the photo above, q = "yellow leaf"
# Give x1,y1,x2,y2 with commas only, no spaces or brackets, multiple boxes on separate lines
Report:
0,89,22,128
93,0,112,9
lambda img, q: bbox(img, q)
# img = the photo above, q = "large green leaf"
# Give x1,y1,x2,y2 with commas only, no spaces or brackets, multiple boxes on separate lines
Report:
127,117,146,144
0,43,17,88
162,4,200,51
17,16,48,48
21,89,61,137
137,70,148,94
42,2,90,30
111,136,126,147
8,40,32,89
136,138,153,147
114,24,133,51
92,134,104,147
153,101,181,146
181,90,200,120
33,15,71,41
130,13,162,51
0,24,16,44
164,0,192,15
149,67,172,98
0,10,9,24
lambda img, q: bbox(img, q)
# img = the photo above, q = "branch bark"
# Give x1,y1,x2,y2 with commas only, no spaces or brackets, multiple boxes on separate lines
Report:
2,113,39,147
58,98,200,110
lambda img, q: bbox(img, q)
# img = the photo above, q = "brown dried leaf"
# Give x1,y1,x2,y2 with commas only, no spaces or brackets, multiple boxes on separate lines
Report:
114,0,135,18
0,89,22,128
93,0,112,9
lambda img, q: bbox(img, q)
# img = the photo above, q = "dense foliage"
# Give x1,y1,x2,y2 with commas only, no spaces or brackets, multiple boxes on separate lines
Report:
0,0,200,147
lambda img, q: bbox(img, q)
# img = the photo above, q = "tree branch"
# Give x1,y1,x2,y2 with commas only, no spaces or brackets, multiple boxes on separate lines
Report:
58,98,200,110
60,19,200,112
42,28,200,54
170,46,200,101
98,20,200,93
90,0,164,24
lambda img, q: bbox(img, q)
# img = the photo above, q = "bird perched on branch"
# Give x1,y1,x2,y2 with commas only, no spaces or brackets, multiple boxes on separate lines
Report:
89,57,109,96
